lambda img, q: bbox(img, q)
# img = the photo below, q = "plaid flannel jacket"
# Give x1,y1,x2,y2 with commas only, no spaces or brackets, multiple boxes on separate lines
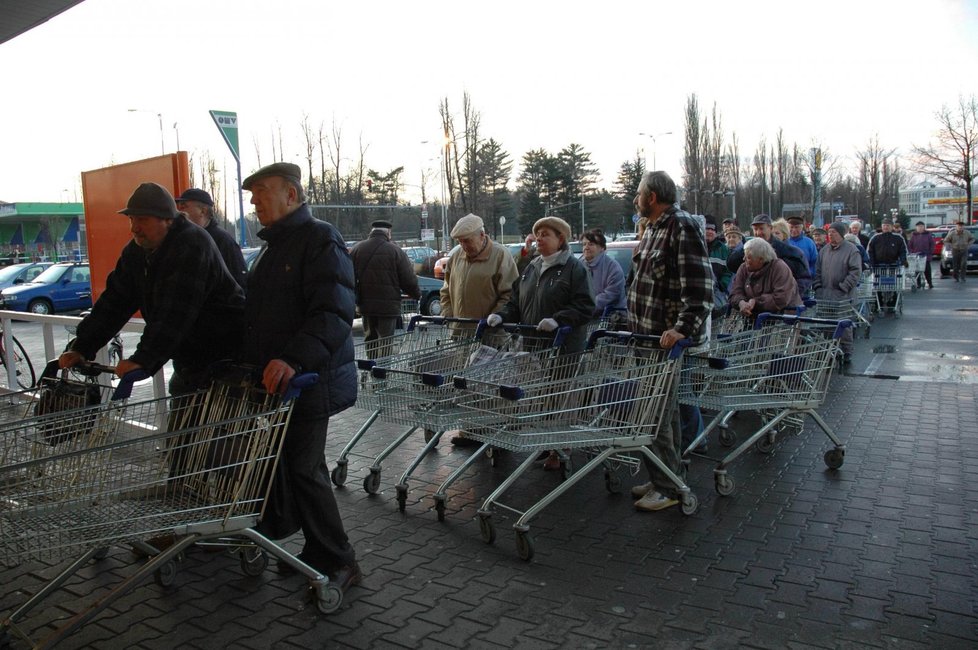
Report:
627,204,713,346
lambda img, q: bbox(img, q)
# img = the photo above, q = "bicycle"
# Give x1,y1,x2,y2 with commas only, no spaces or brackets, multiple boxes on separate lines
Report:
0,323,36,390
64,311,124,381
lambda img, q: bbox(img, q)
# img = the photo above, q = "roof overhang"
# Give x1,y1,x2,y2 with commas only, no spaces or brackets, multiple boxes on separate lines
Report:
0,0,86,46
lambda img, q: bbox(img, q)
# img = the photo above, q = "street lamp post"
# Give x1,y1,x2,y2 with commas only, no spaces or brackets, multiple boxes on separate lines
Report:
722,189,736,222
499,215,506,243
638,131,673,169
127,109,164,155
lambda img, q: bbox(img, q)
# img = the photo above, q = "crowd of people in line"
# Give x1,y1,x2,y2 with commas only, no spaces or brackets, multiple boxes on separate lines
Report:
53,164,976,602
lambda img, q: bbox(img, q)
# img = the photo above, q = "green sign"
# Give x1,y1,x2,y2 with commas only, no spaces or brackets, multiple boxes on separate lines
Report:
209,110,240,162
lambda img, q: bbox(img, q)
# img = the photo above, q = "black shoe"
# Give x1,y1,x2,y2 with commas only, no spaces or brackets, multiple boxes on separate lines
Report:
330,563,363,594
843,354,852,366
450,435,479,448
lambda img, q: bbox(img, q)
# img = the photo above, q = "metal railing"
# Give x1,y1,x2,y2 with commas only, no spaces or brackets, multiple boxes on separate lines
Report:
0,310,167,400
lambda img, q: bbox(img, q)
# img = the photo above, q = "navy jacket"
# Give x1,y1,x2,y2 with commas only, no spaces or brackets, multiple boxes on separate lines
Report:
242,204,357,419
205,219,248,289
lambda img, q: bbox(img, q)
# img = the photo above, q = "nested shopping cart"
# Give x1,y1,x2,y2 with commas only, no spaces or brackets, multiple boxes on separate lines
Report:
811,292,871,339
331,316,486,493
369,323,569,514
872,264,906,316
906,255,926,292
679,314,852,497
447,330,696,561
0,365,337,649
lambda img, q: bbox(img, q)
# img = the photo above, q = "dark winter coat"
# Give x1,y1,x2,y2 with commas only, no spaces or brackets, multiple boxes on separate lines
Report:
350,231,420,317
71,214,244,378
728,236,812,295
494,249,595,353
242,204,357,420
205,218,248,289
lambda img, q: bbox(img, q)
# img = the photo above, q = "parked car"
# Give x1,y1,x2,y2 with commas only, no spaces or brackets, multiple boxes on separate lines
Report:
939,225,978,277
603,240,640,276
0,262,52,291
402,246,440,277
417,275,443,316
433,245,461,280
0,262,92,314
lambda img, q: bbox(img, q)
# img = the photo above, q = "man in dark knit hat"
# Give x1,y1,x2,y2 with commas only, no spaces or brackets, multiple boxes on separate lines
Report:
60,181,244,395
175,188,247,288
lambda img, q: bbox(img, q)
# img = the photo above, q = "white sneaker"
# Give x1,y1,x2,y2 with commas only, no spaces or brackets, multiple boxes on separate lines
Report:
630,482,654,498
634,490,679,512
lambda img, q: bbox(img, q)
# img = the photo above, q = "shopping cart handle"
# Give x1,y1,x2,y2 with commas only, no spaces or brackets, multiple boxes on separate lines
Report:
111,368,153,400
421,372,445,387
356,359,376,371
586,330,691,359
283,372,320,402
406,315,481,332
754,313,855,339
497,323,570,347
499,384,524,401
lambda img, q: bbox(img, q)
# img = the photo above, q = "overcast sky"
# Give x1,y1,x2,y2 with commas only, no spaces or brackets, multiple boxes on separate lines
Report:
2,0,976,216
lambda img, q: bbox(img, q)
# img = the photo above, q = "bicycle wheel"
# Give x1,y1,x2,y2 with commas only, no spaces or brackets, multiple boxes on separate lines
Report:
1,335,36,390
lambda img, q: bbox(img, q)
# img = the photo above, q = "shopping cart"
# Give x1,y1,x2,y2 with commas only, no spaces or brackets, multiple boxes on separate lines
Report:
383,323,570,516
331,316,485,493
713,303,808,338
447,330,696,561
373,323,570,520
906,255,926,292
872,265,905,316
679,314,852,497
0,366,337,648
810,294,871,339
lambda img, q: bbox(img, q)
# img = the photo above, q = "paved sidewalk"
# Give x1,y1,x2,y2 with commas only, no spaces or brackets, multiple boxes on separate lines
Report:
2,283,978,648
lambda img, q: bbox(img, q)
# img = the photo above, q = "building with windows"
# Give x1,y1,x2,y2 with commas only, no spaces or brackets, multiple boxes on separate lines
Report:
0,202,85,264
899,182,975,226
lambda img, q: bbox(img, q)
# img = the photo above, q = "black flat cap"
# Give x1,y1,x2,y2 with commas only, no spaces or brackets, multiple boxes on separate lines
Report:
242,162,302,190
118,182,178,219
751,213,772,226
174,188,214,206
371,220,393,229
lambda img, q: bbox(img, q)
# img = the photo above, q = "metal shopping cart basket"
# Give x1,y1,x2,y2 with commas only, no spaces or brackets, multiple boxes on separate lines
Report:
0,366,335,649
872,265,905,316
446,330,696,561
368,323,569,512
380,323,571,516
332,316,488,493
906,255,926,292
678,314,852,498
810,294,871,339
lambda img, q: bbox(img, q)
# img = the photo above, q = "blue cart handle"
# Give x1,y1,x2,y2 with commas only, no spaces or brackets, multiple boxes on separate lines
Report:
586,329,692,360
282,372,320,403
754,312,854,339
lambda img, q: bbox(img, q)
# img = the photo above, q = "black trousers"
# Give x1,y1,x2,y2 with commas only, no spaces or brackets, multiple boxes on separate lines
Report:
264,415,356,573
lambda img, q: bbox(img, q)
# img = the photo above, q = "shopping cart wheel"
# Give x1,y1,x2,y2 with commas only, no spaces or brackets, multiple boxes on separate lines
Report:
864,326,871,339
718,427,736,447
680,493,699,516
515,530,535,562
330,459,348,488
755,434,775,454
478,513,496,544
316,585,343,614
240,547,268,576
604,470,622,494
154,560,177,588
714,473,735,497
433,495,447,522
424,429,436,443
824,448,845,470
395,484,408,512
363,469,382,495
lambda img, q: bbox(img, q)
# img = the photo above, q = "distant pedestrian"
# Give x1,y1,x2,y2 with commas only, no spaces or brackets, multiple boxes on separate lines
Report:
943,221,974,283
350,220,420,358
849,220,870,248
175,188,247,288
906,221,934,289
787,216,818,277
811,227,826,252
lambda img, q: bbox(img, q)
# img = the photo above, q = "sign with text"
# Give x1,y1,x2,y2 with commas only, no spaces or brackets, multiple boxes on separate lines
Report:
421,228,435,242
209,110,240,162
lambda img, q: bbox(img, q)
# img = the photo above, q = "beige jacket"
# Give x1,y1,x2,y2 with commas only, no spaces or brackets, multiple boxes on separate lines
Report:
440,239,519,320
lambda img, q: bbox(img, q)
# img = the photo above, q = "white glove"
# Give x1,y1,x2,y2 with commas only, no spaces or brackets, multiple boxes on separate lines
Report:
537,318,559,332
486,314,503,327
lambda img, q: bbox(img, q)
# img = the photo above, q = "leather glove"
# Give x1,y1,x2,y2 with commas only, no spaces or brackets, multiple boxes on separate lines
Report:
537,318,559,332
486,314,503,327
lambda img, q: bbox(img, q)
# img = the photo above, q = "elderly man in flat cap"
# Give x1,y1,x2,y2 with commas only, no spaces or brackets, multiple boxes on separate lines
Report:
814,222,863,364
175,188,247,288
440,213,519,446
240,161,362,597
60,182,244,396
350,218,420,358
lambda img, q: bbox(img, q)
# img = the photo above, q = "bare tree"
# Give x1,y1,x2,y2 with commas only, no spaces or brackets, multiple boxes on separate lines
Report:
913,95,978,221
681,94,704,195
857,135,900,226
300,114,319,203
